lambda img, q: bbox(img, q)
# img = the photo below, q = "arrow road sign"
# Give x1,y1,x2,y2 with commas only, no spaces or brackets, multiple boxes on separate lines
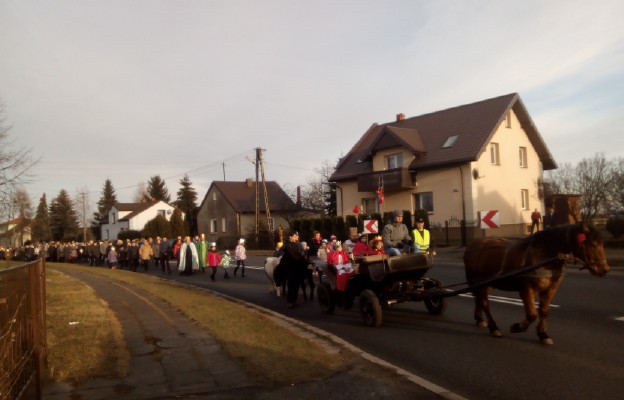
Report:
479,210,500,229
363,219,378,234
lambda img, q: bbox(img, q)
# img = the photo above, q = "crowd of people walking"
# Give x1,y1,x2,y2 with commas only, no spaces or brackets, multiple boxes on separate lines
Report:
0,235,239,279
2,211,437,310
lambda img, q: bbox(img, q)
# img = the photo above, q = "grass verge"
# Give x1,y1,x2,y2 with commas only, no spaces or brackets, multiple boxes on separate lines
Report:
46,263,356,387
45,268,128,382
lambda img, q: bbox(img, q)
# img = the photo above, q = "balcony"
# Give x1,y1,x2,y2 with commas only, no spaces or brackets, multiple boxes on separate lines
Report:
357,168,416,192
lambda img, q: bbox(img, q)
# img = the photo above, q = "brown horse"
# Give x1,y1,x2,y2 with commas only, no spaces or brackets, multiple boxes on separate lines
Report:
463,223,609,345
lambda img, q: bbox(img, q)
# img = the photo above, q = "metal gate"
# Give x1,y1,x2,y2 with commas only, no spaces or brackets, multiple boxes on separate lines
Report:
430,217,477,247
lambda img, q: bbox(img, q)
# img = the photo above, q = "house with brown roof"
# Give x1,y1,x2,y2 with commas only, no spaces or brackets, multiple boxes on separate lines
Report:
0,217,31,247
197,179,314,247
100,201,179,240
330,93,557,236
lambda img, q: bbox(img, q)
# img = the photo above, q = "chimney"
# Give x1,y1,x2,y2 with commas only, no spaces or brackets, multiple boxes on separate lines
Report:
296,186,302,208
396,113,405,121
245,178,253,188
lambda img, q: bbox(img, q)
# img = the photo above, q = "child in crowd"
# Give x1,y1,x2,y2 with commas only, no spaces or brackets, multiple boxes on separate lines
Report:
274,242,284,257
107,246,119,269
369,236,385,255
207,242,222,281
327,241,354,274
220,249,232,279
352,233,370,257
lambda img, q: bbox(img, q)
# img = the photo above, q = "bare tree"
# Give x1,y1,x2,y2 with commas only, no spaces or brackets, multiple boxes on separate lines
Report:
133,181,152,203
0,100,39,204
300,160,336,214
543,153,617,221
543,162,577,196
74,187,92,242
608,157,624,213
575,153,613,221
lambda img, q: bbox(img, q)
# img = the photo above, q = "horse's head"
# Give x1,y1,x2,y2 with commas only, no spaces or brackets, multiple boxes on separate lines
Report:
574,224,609,276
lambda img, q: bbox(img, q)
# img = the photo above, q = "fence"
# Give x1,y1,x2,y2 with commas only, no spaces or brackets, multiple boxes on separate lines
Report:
430,217,478,247
0,259,46,400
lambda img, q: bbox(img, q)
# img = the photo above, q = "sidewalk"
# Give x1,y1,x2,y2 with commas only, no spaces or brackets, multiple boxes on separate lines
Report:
43,268,449,400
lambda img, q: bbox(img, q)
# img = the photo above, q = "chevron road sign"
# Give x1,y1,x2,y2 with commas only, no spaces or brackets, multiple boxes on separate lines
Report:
479,210,500,229
363,219,379,234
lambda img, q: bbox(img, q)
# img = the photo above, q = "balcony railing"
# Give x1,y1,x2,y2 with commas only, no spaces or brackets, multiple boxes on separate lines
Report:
357,168,416,192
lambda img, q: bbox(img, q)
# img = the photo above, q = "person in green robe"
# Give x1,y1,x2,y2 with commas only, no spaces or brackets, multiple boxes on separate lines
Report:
195,233,209,273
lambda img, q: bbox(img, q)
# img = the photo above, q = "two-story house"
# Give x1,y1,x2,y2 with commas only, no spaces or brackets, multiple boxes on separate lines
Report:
100,201,179,240
330,93,557,237
0,217,31,247
197,179,314,247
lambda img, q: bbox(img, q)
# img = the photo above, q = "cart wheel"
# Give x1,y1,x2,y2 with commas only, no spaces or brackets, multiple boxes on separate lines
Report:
317,282,335,314
359,289,382,327
424,279,447,315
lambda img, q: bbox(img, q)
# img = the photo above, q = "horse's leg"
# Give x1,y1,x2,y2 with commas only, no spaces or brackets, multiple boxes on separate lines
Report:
534,283,561,345
301,279,308,301
476,287,502,337
307,270,315,301
472,291,486,327
511,286,538,335
266,271,276,294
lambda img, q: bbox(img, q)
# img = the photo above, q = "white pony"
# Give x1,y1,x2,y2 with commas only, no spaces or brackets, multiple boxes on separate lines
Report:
264,256,286,296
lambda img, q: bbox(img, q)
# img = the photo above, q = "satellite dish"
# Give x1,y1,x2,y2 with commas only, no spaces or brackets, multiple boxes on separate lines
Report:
167,209,172,215
472,168,480,180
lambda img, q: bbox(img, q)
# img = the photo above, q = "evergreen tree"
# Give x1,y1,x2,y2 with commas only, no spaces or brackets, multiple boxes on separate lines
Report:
31,193,52,242
175,174,198,236
147,175,171,203
143,214,172,238
169,208,185,238
324,182,337,216
49,189,80,241
92,179,118,230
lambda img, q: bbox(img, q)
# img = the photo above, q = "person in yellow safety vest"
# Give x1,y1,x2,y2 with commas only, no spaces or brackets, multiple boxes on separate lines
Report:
411,217,436,256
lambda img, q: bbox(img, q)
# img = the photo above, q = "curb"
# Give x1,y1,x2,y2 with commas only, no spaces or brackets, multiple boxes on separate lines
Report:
162,276,468,400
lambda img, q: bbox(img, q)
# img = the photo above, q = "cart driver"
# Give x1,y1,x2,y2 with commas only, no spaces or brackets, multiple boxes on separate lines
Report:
412,217,436,256
382,209,412,256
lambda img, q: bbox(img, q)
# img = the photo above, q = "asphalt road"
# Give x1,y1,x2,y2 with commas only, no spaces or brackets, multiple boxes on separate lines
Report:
141,254,624,400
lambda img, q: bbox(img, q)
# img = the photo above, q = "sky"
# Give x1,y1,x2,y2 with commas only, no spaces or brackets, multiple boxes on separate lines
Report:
1,0,623,216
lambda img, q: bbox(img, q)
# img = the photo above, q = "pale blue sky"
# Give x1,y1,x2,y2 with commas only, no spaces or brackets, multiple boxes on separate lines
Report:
1,0,623,212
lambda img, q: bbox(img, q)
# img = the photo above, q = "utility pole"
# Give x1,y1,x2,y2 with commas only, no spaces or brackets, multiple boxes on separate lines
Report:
253,147,273,249
258,148,273,248
77,192,88,242
255,148,260,247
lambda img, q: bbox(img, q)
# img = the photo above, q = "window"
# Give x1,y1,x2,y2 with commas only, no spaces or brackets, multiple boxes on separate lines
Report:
112,213,116,224
221,218,226,232
521,189,529,210
210,219,217,233
157,209,166,217
505,112,512,128
519,147,527,168
490,143,500,165
442,135,459,149
414,192,434,213
212,192,217,201
362,197,378,214
386,153,403,169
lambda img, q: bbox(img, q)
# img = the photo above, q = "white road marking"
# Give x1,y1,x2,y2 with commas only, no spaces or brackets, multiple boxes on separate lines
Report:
247,267,563,309
457,292,560,308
